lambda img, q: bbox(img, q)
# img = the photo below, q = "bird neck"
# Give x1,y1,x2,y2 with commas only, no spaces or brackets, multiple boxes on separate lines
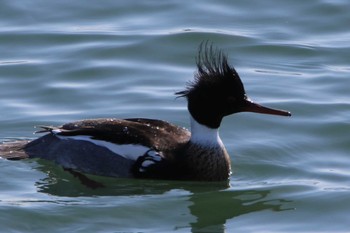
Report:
189,115,223,148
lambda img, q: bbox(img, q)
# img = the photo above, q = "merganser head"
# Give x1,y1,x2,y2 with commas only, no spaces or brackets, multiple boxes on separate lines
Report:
176,43,291,129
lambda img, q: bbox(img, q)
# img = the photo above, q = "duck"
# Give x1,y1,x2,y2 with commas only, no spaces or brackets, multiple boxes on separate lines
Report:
0,43,291,182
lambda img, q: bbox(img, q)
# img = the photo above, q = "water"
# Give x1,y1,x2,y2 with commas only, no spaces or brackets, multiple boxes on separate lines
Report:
1,0,349,232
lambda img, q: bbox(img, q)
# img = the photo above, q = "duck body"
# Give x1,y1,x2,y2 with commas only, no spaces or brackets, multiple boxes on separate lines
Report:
0,43,290,182
11,117,231,181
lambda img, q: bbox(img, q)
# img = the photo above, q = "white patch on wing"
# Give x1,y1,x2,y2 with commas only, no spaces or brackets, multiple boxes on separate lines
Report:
54,134,150,161
141,160,155,168
145,150,162,161
137,149,163,173
52,129,62,134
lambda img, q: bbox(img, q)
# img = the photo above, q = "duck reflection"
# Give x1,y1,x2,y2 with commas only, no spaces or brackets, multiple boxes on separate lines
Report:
34,161,292,233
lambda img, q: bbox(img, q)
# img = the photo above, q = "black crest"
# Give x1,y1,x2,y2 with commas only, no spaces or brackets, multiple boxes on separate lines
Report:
176,42,245,99
175,42,248,128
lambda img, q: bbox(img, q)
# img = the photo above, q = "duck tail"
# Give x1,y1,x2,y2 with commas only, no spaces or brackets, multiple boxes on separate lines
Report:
0,140,31,160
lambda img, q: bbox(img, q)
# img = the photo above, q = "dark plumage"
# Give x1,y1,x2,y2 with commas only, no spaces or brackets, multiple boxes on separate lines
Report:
177,42,244,98
176,43,248,128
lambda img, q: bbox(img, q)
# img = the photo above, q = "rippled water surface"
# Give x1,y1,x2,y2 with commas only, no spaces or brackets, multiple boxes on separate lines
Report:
1,0,350,232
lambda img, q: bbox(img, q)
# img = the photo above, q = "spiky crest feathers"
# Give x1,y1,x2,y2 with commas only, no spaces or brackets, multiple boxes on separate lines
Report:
176,43,245,99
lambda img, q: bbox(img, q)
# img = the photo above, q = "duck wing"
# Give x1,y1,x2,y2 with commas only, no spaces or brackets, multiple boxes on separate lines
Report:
37,118,190,152
20,118,190,178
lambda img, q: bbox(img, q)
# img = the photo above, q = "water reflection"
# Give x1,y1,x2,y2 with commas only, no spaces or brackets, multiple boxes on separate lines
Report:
188,188,291,233
35,161,292,233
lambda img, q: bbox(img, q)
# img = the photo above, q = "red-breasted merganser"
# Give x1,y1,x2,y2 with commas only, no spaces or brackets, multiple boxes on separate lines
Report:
0,43,291,181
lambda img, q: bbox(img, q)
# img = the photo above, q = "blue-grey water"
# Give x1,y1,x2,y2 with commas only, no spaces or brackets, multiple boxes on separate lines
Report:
1,0,349,232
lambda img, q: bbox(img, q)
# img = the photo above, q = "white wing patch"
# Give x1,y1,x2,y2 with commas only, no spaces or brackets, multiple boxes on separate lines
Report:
54,133,150,161
138,150,163,173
